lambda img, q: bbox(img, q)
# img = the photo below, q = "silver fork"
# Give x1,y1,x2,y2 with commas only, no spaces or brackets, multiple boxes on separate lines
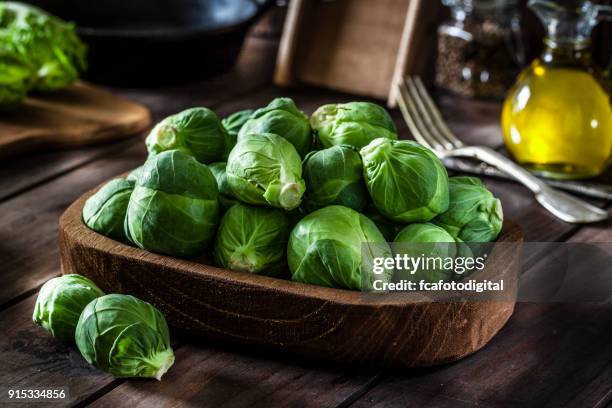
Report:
396,76,608,224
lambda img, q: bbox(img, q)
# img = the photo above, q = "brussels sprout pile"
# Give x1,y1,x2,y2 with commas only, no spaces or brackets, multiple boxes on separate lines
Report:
0,2,87,109
82,98,503,291
33,274,175,380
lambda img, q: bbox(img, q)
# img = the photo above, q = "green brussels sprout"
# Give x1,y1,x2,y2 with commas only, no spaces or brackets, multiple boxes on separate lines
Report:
302,145,368,213
394,223,458,283
146,107,233,164
364,204,405,242
125,150,219,257
126,165,143,183
213,203,291,276
310,102,398,149
0,2,86,93
227,133,305,211
238,98,312,157
361,138,449,223
433,176,503,243
222,109,254,138
75,294,174,380
82,178,134,242
288,205,392,290
33,274,104,341
209,162,239,212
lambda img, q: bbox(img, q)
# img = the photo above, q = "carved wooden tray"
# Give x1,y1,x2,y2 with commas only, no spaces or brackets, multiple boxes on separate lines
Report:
59,188,523,367
0,82,150,158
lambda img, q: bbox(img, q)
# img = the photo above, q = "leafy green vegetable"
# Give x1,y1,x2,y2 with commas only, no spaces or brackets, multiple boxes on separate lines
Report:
208,162,239,212
288,205,392,290
433,176,503,242
227,133,305,211
361,138,449,223
33,274,104,341
238,98,312,157
146,107,234,164
394,223,459,283
125,150,219,257
83,178,134,243
310,102,397,149
302,145,368,213
75,294,174,380
0,2,86,98
0,46,32,109
214,203,291,276
222,109,254,138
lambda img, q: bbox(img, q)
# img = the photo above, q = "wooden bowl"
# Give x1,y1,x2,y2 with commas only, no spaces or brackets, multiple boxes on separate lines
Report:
59,189,523,368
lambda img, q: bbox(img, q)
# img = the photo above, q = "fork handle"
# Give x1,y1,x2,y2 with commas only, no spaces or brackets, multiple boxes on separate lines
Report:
451,146,608,224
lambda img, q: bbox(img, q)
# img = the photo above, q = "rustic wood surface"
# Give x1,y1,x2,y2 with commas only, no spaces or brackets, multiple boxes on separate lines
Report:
0,15,610,408
0,83,151,158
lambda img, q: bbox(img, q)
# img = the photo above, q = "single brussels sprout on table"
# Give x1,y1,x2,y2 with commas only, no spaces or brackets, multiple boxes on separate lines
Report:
222,109,254,138
82,178,134,242
209,162,239,212
302,145,368,213
288,205,392,291
433,176,503,243
310,102,398,149
146,107,233,164
394,223,460,283
361,138,449,223
227,133,305,211
33,274,104,341
0,2,86,94
239,98,312,157
125,150,219,257
214,203,291,276
75,294,175,380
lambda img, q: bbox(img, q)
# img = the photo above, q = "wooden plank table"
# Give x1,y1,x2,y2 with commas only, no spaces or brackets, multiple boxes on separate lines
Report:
0,29,610,408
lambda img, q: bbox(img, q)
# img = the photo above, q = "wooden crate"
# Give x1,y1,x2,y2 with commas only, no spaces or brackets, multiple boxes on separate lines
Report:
275,0,440,106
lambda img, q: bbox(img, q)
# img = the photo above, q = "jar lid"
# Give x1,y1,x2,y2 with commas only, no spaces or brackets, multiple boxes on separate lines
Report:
442,0,519,13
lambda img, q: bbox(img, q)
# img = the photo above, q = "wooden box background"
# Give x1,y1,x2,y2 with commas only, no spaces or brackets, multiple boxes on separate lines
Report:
274,0,612,104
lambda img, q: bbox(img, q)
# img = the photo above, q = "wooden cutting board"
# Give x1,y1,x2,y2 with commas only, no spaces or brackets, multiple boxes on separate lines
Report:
59,185,523,368
0,82,151,158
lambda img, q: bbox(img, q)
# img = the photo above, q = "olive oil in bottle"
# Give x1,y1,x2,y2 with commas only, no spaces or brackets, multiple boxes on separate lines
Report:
502,0,612,179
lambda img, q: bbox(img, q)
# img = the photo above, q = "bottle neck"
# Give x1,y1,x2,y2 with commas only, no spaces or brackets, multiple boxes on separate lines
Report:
541,38,592,68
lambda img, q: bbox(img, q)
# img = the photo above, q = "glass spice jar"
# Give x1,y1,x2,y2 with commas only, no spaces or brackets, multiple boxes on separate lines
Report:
436,0,525,99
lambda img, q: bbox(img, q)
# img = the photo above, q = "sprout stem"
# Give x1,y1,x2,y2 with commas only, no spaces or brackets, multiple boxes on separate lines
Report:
151,348,175,381
279,183,302,211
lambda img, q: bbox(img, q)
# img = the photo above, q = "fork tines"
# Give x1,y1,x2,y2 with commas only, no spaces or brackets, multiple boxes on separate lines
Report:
397,76,464,152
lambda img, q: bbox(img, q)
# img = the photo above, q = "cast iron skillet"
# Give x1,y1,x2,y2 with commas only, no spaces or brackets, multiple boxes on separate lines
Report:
25,0,271,85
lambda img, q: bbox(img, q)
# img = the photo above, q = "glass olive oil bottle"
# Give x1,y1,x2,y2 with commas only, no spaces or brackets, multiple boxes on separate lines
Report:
502,0,612,179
